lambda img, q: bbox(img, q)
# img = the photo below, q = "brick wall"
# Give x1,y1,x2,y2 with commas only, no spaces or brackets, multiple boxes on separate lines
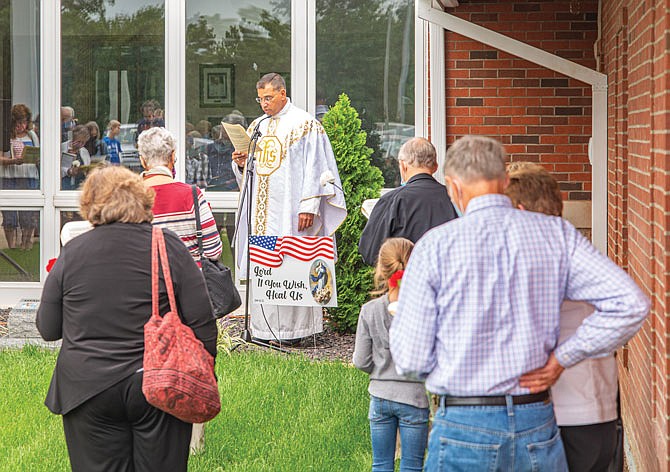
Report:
601,1,670,470
440,1,668,469
444,1,598,201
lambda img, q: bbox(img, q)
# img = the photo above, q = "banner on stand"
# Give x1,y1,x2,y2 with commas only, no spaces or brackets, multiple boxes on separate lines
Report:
249,235,337,307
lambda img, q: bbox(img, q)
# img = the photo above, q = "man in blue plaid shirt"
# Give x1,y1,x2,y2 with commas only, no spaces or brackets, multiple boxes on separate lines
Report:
389,135,650,471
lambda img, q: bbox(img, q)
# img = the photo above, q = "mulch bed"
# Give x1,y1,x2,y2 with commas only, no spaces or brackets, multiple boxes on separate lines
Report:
221,314,355,363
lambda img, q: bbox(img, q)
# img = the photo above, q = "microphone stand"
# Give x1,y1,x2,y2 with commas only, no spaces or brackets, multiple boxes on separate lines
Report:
232,115,289,354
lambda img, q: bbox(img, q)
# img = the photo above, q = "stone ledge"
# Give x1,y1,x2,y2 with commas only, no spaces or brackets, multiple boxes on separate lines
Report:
0,337,60,350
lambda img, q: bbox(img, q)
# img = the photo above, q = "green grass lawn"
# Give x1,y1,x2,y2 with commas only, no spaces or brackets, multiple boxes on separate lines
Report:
0,346,371,471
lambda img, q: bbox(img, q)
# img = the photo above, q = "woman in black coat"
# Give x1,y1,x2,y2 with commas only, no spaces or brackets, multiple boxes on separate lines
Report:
36,165,217,472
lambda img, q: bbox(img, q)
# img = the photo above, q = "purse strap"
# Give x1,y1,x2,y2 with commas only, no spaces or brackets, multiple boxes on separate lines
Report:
152,226,178,317
191,185,205,259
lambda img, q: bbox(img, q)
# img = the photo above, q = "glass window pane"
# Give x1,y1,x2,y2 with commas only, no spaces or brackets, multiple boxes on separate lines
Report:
185,0,291,191
0,209,40,282
60,0,165,190
317,0,414,187
1,1,41,191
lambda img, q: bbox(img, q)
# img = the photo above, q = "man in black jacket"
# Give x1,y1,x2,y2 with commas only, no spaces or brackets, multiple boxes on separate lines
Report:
359,137,458,266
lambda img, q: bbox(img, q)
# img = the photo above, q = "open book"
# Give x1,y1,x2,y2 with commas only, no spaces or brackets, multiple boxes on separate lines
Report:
21,146,40,164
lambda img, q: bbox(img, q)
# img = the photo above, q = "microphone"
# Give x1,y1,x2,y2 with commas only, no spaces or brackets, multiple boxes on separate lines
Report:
249,114,272,142
320,170,344,193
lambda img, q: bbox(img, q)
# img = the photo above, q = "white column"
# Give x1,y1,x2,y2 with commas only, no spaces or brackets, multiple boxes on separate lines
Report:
292,0,309,111
415,7,429,138
591,83,608,254
165,0,185,181
429,24,446,183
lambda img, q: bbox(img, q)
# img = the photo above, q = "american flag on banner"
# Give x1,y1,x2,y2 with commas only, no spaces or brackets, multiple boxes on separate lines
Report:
249,235,334,268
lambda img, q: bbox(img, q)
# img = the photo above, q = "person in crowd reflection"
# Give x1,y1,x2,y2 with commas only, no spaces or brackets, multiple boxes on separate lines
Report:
505,163,621,472
232,72,347,343
33,114,40,139
1,104,40,249
185,130,207,187
102,120,122,165
61,106,76,142
315,89,329,122
149,100,164,128
84,121,103,157
206,114,244,192
389,135,650,471
359,137,458,266
196,120,212,139
137,100,163,135
353,237,429,472
36,166,217,472
137,126,222,453
60,125,91,190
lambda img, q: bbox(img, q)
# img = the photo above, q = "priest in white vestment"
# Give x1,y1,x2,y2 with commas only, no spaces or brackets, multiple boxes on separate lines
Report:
232,73,347,341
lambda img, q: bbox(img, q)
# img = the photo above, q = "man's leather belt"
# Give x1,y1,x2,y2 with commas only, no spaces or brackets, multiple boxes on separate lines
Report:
440,390,549,407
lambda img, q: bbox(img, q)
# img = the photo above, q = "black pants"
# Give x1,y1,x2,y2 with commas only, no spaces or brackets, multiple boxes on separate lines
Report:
62,371,192,472
560,420,618,472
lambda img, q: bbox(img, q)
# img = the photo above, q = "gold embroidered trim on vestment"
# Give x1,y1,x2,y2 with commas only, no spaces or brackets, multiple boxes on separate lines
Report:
255,175,269,235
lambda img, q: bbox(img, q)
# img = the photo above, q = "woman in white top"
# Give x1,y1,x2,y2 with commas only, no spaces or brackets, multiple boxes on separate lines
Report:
0,104,39,249
505,163,619,472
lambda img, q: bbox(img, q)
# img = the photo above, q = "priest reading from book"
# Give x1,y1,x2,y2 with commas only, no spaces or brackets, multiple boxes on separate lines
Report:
232,73,347,343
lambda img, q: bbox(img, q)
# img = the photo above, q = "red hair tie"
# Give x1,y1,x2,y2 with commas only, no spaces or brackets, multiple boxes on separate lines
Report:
388,270,404,289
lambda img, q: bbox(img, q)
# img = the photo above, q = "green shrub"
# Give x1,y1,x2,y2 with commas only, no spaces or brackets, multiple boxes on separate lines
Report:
322,94,384,332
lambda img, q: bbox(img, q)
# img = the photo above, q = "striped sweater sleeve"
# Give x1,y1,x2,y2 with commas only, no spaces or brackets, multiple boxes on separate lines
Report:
196,189,223,261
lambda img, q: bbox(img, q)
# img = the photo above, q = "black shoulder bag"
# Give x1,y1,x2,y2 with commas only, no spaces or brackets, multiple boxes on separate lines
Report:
192,185,242,318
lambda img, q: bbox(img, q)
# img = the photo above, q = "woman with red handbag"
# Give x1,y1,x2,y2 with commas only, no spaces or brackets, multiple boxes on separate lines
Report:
36,166,218,472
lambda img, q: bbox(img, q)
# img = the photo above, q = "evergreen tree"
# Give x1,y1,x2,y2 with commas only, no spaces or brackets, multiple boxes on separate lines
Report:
322,94,384,332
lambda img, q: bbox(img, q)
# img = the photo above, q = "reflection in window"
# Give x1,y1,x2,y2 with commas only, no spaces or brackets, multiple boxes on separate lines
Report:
317,0,414,187
60,0,165,189
0,209,40,282
213,212,237,278
185,0,290,190
1,1,41,191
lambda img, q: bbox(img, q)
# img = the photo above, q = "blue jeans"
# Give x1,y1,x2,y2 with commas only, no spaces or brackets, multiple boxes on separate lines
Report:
425,397,568,472
369,395,429,472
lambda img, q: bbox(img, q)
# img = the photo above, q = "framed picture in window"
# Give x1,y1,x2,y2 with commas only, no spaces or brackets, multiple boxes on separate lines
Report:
200,64,235,107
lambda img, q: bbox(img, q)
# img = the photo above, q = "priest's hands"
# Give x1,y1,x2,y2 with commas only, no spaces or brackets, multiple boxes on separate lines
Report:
232,151,247,169
298,213,315,232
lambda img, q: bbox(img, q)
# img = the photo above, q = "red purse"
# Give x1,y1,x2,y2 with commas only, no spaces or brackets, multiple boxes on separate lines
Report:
142,226,221,423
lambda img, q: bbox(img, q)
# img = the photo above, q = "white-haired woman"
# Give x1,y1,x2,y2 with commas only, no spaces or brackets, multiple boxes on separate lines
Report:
137,127,222,264
137,126,223,454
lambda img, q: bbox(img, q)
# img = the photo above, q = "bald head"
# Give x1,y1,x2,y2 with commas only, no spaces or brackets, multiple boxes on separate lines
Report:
398,137,437,169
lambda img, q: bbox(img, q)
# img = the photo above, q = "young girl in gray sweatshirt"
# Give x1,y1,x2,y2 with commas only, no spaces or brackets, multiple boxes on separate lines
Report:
353,237,429,472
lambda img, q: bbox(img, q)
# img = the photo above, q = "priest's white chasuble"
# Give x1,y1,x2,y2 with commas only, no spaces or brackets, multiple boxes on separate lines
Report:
234,99,347,340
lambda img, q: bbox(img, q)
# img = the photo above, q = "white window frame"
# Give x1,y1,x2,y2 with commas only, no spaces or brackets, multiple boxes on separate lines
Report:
0,0,427,307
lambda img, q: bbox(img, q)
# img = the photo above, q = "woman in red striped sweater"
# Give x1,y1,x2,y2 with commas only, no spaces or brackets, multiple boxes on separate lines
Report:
137,127,222,265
